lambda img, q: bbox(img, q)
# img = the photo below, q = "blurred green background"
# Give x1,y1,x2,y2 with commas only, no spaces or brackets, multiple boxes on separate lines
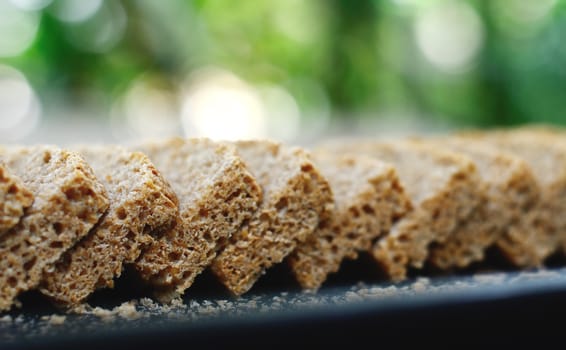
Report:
0,0,564,143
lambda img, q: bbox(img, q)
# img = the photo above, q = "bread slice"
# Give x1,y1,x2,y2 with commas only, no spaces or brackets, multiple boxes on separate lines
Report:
210,141,333,295
320,140,481,281
508,126,566,255
422,138,541,269
0,162,33,236
133,138,262,301
288,152,411,290
0,146,109,311
459,130,566,263
40,146,179,306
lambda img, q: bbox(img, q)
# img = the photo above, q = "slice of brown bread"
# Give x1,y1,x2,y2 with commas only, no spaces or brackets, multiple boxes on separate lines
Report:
500,126,566,255
423,138,541,269
459,130,566,263
133,138,262,301
320,140,481,281
288,152,411,290
0,146,108,311
210,141,333,296
0,162,33,236
40,146,179,306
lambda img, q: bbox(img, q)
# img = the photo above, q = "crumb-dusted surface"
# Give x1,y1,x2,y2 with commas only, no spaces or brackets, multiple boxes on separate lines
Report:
211,141,334,296
321,141,482,281
133,138,262,301
0,162,33,236
1,268,564,345
424,139,541,269
0,146,109,311
288,152,411,289
460,130,566,263
40,146,179,306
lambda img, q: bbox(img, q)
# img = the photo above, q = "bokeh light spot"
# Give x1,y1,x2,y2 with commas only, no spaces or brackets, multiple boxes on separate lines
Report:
0,65,41,141
49,0,102,23
9,0,51,11
415,0,484,73
503,0,556,24
258,85,301,142
181,68,267,141
114,75,181,140
0,0,39,57
64,0,127,53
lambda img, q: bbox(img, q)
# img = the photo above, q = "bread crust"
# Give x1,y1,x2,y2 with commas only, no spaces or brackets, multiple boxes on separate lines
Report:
424,138,540,269
134,138,262,301
40,146,179,306
0,146,108,311
320,140,482,281
211,141,334,295
288,152,411,289
459,129,566,264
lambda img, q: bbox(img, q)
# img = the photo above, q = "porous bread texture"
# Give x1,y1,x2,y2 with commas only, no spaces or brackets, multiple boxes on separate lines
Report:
321,140,481,281
459,130,566,263
133,138,262,302
211,141,334,296
502,126,566,255
40,146,179,306
288,152,411,290
423,138,540,269
0,146,108,311
0,162,33,236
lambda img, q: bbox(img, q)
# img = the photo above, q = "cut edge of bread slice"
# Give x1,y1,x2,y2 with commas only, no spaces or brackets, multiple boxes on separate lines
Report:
424,138,540,269
210,140,334,296
319,140,482,281
133,138,262,302
0,162,34,236
40,146,179,306
0,146,109,311
288,152,411,290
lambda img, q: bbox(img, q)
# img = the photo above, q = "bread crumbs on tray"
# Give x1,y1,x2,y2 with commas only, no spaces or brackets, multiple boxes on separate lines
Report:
40,315,66,326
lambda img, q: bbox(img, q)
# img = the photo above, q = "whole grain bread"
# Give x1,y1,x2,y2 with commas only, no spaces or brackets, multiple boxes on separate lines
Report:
288,152,411,290
459,130,566,263
422,138,541,269
320,140,482,281
133,138,262,301
40,146,179,306
0,146,108,311
499,126,566,255
0,162,33,236
211,141,334,296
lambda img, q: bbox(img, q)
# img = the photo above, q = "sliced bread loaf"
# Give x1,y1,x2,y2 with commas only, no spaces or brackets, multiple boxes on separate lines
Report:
0,146,108,310
288,152,411,289
133,138,262,301
460,130,566,263
320,140,481,281
211,141,333,295
423,138,540,269
40,146,179,306
0,162,33,236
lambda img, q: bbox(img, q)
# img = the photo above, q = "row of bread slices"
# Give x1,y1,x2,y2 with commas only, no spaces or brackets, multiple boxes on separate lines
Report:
1,125,565,311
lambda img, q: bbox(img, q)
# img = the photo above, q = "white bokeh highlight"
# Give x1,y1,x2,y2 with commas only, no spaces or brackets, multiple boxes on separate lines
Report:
181,68,267,141
415,1,484,73
0,0,40,57
0,65,41,141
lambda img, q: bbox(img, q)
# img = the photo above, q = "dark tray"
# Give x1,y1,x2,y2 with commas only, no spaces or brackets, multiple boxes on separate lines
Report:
2,260,566,349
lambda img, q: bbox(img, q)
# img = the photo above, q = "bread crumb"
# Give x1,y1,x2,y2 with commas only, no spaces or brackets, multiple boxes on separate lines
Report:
114,302,142,320
411,277,431,292
45,315,66,325
473,273,506,284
